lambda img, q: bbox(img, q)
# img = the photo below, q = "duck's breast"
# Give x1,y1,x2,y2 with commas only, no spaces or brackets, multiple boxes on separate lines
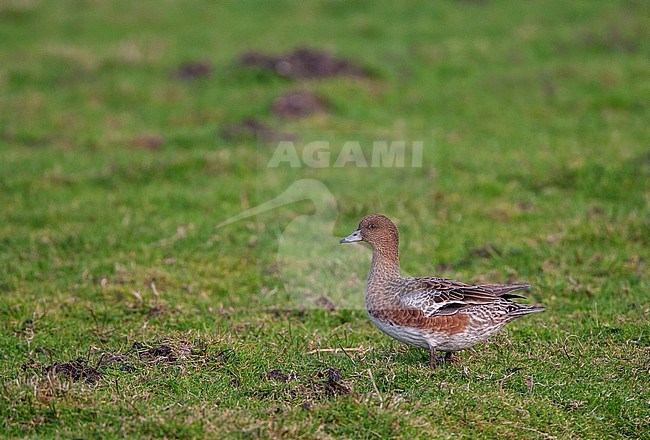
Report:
367,312,431,349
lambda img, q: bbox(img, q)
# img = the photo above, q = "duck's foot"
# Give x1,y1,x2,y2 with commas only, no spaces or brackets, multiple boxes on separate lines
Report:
429,349,461,368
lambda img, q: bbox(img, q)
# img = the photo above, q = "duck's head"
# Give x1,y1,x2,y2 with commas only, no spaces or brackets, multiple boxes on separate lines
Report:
339,214,399,249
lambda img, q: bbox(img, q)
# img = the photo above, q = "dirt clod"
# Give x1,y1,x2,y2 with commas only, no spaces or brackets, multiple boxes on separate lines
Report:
315,295,336,311
149,344,173,357
171,61,212,79
467,244,502,259
318,367,349,396
271,90,329,118
240,47,365,79
45,358,103,383
220,118,268,139
131,134,165,150
21,359,36,372
437,244,503,272
136,343,177,362
219,118,296,144
264,369,294,382
436,262,456,272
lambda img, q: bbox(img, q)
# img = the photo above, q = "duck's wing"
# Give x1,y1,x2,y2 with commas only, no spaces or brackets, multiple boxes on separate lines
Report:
474,283,530,299
400,278,529,317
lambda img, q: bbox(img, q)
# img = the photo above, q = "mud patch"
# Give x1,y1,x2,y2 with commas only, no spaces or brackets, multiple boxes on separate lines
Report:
219,118,296,144
315,367,349,397
171,60,212,79
22,339,210,388
271,89,329,118
437,244,503,272
139,342,173,359
131,341,193,364
131,134,165,150
263,369,297,382
314,296,336,311
240,47,365,79
44,358,103,383
260,366,351,404
466,244,502,260
435,262,456,272
97,352,136,372
293,367,350,407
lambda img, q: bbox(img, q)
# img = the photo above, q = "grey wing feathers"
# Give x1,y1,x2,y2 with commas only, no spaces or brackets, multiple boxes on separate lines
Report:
475,283,530,298
401,278,532,317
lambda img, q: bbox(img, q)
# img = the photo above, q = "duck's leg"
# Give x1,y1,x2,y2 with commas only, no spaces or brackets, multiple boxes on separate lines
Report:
444,351,459,364
429,347,437,368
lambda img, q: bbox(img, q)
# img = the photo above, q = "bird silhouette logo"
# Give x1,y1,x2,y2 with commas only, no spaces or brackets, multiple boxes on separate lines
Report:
218,179,370,311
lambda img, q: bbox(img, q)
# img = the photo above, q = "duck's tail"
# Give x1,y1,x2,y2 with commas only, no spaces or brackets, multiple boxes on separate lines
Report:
478,283,545,317
477,283,530,299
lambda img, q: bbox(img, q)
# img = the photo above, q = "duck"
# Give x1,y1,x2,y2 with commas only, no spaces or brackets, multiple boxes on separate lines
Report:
339,214,545,367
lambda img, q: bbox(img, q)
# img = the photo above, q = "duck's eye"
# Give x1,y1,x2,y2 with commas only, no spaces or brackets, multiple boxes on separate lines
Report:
369,223,377,230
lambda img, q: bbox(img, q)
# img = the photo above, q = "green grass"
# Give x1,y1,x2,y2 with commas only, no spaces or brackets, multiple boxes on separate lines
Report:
1,0,649,438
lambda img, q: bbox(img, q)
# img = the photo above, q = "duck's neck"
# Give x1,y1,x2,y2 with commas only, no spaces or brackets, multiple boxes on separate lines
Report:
368,241,401,284
365,242,401,310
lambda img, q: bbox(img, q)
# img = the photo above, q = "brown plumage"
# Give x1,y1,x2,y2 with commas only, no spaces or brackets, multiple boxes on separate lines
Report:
340,214,545,367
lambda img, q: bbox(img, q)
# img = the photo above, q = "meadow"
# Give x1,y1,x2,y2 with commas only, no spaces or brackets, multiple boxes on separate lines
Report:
0,1,648,438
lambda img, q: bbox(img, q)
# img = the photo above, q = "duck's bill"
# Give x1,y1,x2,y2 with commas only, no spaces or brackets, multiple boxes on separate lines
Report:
339,229,362,244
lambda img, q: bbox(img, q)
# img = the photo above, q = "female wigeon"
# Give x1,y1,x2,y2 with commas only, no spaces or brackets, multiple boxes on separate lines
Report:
340,214,545,367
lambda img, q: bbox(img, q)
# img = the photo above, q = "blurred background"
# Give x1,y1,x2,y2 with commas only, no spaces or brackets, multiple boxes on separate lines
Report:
1,0,648,310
